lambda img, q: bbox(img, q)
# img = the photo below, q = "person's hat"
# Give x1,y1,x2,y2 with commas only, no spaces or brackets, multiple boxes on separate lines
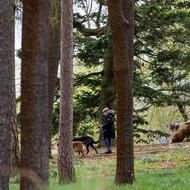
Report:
103,107,109,113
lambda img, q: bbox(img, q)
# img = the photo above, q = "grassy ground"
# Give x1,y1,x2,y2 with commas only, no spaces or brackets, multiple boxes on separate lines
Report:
10,142,190,190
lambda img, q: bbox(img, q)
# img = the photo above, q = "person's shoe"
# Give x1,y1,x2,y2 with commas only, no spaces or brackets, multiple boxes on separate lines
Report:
104,150,112,154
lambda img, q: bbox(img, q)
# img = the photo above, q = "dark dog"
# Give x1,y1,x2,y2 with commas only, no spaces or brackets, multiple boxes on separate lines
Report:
73,136,98,154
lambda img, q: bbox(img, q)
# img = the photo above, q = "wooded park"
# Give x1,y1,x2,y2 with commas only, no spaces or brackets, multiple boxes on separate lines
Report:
1,0,190,190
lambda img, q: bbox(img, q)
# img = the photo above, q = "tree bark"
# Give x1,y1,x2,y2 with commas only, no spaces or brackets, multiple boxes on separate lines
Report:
48,0,61,159
58,0,76,184
20,0,50,189
0,0,12,189
108,0,135,185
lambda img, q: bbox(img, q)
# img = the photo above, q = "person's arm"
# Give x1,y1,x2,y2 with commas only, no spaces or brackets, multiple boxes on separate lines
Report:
97,127,103,133
102,115,113,130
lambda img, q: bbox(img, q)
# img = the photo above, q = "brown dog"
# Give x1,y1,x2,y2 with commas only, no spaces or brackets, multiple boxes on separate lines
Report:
72,141,85,158
170,123,180,132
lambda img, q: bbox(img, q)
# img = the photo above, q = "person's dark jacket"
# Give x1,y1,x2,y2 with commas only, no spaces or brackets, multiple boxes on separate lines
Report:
102,111,115,139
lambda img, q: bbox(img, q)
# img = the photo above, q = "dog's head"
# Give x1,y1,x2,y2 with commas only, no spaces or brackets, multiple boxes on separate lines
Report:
170,123,180,132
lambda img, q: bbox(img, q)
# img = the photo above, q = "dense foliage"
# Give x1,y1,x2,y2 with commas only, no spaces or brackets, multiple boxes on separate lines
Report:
16,0,190,143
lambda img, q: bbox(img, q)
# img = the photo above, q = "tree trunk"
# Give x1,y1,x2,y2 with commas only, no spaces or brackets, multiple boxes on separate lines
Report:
100,42,115,111
108,0,135,185
98,43,116,147
0,0,12,189
48,0,61,159
177,103,188,121
58,0,76,184
20,0,50,189
10,0,20,172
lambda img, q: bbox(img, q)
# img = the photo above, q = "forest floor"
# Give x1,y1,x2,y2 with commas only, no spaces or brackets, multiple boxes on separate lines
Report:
11,141,190,190
50,141,190,172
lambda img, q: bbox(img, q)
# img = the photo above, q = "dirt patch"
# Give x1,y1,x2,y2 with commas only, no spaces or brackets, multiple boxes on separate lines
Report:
50,141,190,163
84,141,190,158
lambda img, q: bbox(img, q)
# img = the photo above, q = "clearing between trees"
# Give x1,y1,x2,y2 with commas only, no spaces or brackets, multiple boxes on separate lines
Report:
50,141,190,171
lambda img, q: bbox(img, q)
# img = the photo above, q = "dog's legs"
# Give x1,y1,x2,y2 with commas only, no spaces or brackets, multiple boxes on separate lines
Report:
86,146,90,155
81,150,85,158
90,145,98,154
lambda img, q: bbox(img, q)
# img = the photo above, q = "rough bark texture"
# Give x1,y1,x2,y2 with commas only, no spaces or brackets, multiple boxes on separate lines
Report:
48,1,61,159
0,0,12,189
108,0,135,185
58,0,76,184
10,0,20,172
20,0,50,189
171,121,190,143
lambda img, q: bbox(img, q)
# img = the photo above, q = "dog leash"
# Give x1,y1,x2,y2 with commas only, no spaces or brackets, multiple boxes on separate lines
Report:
84,138,93,145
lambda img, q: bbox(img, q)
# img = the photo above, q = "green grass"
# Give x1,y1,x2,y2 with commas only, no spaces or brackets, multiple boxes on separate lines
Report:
10,145,190,190
10,166,190,190
48,167,190,190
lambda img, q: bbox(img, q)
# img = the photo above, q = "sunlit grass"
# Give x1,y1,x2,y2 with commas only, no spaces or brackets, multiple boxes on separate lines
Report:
48,168,190,190
10,144,190,190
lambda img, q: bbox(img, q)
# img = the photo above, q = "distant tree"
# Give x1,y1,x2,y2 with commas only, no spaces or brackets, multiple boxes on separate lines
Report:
108,0,135,185
100,40,116,144
58,0,76,183
50,0,190,144
75,0,116,116
73,1,116,144
20,0,50,189
0,0,12,189
134,0,190,120
48,0,61,159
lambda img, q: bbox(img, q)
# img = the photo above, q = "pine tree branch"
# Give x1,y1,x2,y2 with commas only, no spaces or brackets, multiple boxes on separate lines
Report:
75,24,108,37
74,71,103,86
74,0,108,37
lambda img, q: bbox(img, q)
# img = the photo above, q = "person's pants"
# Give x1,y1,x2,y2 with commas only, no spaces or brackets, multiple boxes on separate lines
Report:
103,136,111,150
